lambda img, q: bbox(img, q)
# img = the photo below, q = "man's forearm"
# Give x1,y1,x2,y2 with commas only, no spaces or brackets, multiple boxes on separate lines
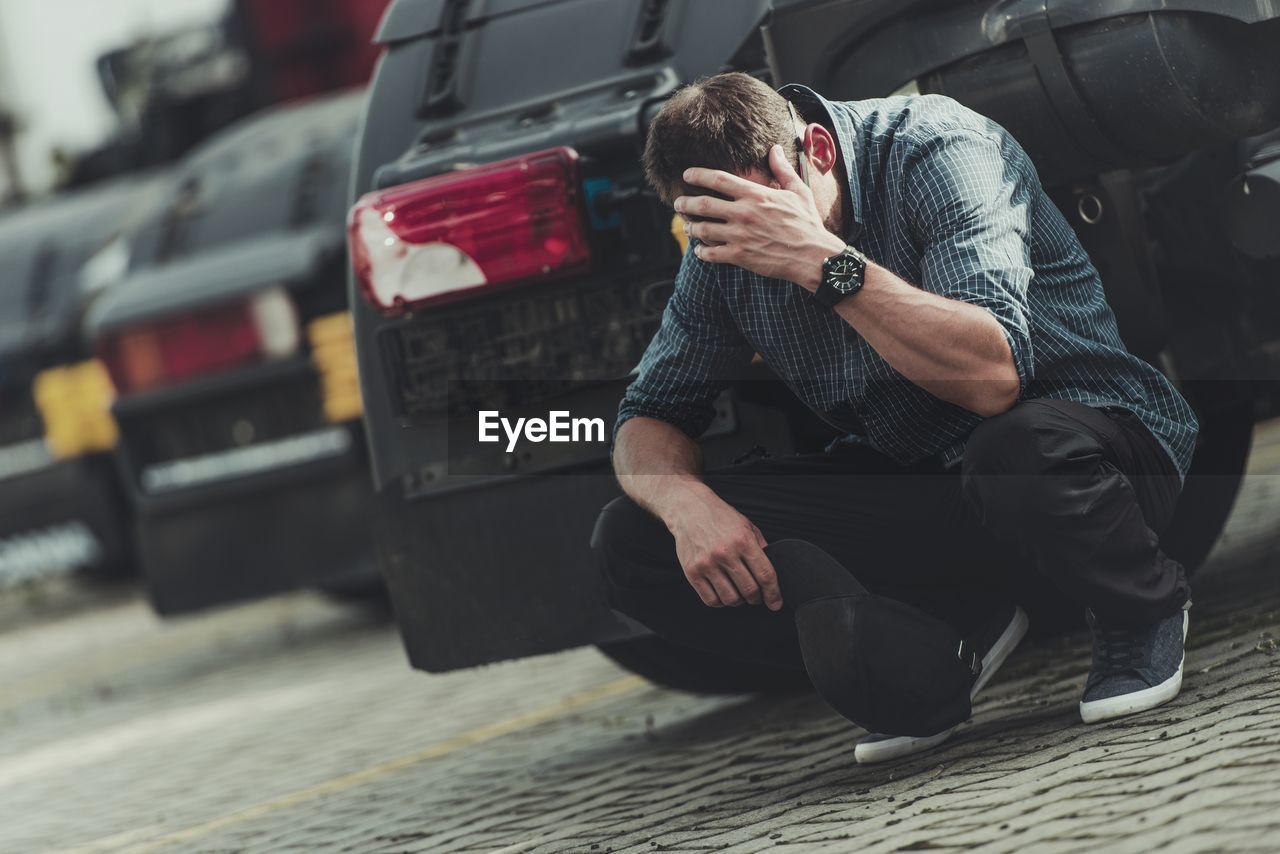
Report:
613,417,718,529
788,233,1018,416
784,230,1020,417
612,416,783,611
833,263,1020,417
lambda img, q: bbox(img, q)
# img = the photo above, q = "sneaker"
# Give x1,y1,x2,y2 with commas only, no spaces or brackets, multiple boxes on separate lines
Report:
854,604,1029,765
1079,601,1190,724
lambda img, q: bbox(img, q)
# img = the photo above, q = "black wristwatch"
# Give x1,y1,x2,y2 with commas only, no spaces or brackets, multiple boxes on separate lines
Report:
813,245,868,310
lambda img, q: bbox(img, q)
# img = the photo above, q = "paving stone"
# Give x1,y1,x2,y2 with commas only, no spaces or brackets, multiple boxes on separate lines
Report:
1,421,1278,853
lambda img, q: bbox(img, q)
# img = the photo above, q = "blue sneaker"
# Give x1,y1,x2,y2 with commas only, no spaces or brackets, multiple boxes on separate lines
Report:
1079,602,1190,724
854,604,1029,764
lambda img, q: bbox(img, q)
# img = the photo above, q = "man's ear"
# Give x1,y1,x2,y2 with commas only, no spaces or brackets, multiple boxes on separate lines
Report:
805,124,839,175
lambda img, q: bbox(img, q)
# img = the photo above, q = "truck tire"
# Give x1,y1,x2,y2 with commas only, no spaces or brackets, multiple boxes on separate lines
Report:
1161,398,1254,572
596,636,812,695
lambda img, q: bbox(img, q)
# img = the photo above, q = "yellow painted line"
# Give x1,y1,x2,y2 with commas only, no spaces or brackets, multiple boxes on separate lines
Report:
111,675,647,854
55,825,165,854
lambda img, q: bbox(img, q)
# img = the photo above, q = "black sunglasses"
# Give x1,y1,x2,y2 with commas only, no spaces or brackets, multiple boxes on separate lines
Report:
788,101,810,186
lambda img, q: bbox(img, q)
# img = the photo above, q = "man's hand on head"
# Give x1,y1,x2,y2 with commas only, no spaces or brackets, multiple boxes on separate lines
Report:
675,144,845,292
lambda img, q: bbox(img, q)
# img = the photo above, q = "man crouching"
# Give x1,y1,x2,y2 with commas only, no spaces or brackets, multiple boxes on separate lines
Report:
591,72,1197,763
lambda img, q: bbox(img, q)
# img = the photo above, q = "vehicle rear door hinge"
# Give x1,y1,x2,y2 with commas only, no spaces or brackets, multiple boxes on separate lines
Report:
420,0,473,118
626,0,685,66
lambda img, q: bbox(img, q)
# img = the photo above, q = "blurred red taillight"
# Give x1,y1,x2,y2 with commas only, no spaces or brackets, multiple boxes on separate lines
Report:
347,146,591,313
99,288,299,396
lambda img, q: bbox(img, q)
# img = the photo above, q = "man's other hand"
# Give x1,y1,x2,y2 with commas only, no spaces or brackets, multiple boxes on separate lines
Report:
668,490,782,611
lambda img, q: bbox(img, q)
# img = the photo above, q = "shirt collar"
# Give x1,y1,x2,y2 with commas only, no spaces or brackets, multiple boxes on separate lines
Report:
777,83,864,242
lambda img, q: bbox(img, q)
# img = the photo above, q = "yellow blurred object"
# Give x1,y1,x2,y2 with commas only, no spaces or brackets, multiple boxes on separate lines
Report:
33,361,119,460
671,214,689,255
309,311,364,423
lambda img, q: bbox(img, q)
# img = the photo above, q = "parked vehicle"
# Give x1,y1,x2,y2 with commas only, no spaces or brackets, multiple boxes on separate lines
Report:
349,0,1280,686
68,0,391,189
0,1,395,593
0,175,170,586
88,90,379,615
0,0,396,595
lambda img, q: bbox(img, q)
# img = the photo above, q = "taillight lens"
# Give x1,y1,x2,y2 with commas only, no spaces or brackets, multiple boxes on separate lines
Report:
99,288,299,396
348,146,591,313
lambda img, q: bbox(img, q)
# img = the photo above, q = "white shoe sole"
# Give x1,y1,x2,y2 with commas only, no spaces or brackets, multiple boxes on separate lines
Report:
854,606,1030,765
1079,610,1188,724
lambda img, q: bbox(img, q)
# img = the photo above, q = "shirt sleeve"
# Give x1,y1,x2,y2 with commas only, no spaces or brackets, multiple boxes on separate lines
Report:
904,130,1037,397
614,247,753,444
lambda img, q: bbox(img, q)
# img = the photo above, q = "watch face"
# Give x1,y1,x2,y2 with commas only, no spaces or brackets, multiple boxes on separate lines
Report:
823,248,865,296
829,255,859,280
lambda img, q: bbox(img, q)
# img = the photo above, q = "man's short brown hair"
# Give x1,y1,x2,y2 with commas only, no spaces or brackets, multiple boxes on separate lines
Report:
643,72,803,208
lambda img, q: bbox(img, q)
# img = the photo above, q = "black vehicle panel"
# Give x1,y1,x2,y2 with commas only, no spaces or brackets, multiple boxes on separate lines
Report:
352,0,1280,671
0,175,169,369
768,0,1280,184
352,0,771,487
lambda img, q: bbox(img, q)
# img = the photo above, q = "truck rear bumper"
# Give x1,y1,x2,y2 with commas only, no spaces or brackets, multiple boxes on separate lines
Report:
0,454,132,584
135,429,380,615
376,394,802,673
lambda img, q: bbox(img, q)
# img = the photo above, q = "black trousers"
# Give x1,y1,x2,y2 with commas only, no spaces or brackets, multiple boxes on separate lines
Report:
591,399,1190,674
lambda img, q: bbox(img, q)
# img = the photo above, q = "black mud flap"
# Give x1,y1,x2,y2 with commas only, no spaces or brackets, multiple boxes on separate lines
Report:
137,454,381,615
374,394,798,673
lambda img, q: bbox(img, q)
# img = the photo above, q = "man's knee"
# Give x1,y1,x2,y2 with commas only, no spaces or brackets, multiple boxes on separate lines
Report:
590,495,675,591
591,495,653,555
962,400,1099,522
965,401,1063,478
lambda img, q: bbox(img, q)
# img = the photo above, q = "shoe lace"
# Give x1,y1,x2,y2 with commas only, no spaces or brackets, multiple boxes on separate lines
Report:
1095,626,1143,675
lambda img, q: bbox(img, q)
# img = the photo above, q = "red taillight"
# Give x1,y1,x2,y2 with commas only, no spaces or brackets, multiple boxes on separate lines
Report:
348,146,591,313
99,289,299,396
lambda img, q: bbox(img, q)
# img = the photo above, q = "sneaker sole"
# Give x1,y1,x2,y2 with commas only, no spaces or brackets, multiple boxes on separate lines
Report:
855,606,1030,765
1079,610,1188,724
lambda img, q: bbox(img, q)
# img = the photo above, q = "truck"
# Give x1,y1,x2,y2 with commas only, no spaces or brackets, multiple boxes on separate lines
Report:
86,90,378,614
0,175,169,586
0,0,395,597
0,18,260,590
348,0,1280,689
69,0,392,188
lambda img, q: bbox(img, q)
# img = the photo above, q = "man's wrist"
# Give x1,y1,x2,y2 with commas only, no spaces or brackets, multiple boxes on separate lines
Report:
794,230,849,293
659,478,718,532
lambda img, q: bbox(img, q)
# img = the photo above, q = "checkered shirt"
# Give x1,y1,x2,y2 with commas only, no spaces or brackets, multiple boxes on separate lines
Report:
616,86,1198,477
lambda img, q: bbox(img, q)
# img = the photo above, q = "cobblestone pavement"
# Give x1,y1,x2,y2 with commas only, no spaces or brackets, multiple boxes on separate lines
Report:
3,424,1279,854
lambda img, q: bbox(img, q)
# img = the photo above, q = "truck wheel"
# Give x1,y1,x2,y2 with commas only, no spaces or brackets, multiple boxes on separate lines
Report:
1161,398,1254,573
596,636,812,695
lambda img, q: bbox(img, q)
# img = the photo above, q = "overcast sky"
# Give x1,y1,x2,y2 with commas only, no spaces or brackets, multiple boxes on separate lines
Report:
0,0,229,193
